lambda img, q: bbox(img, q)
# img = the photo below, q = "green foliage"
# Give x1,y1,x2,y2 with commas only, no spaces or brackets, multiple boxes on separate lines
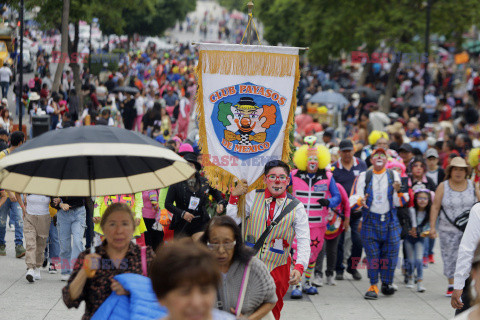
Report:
11,0,195,37
217,102,233,126
254,0,480,64
217,0,246,11
121,0,196,37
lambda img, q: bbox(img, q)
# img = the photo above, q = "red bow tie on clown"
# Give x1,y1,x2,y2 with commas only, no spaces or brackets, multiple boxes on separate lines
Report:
264,189,287,226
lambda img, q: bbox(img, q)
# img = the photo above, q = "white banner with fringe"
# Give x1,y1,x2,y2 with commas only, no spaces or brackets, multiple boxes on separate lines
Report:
195,43,300,193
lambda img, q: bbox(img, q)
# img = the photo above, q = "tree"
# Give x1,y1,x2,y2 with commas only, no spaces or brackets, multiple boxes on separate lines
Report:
217,0,246,11
121,0,196,38
255,0,480,111
52,0,70,93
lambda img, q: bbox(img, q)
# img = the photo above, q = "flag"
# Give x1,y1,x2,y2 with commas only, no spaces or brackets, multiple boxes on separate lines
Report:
195,43,300,193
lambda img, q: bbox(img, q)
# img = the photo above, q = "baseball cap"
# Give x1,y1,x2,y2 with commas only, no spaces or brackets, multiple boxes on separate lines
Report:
425,148,439,159
339,139,354,151
399,143,413,153
372,148,387,156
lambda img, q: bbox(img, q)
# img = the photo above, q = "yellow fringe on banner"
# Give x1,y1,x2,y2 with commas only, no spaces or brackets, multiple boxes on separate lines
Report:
195,49,300,195
200,50,297,77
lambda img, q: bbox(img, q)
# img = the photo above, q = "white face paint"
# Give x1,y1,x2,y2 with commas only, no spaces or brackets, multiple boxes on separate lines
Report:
375,159,384,166
307,155,318,173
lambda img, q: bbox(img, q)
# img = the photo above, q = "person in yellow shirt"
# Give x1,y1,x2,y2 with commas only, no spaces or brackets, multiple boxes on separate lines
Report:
92,193,146,245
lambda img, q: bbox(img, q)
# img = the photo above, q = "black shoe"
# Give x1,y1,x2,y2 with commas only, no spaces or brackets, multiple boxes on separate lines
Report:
364,285,379,300
42,258,48,268
381,283,395,295
347,268,362,280
335,273,344,281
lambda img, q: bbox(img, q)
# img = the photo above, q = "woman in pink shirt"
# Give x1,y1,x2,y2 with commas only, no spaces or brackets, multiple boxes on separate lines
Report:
142,189,163,251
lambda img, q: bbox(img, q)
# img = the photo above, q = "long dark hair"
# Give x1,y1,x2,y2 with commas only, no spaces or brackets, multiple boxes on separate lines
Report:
200,215,254,263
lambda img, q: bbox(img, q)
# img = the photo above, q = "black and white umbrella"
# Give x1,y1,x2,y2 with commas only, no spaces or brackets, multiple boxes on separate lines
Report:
0,126,195,196
112,86,140,94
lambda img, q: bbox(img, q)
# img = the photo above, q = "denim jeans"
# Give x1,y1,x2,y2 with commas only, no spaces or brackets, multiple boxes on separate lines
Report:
0,198,24,246
45,218,60,263
0,81,9,99
336,214,363,274
404,236,425,280
57,206,86,275
423,237,435,257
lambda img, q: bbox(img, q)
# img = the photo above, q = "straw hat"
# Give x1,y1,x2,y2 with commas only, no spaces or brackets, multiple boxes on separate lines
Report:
446,157,471,178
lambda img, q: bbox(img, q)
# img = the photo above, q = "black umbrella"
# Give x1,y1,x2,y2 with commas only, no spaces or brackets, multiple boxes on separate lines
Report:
0,126,195,196
112,86,140,94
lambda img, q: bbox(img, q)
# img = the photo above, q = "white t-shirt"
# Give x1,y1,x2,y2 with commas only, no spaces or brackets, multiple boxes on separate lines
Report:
0,67,12,82
134,96,145,115
26,194,51,215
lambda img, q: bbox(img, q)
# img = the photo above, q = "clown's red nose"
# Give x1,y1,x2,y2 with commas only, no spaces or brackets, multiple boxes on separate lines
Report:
240,117,251,127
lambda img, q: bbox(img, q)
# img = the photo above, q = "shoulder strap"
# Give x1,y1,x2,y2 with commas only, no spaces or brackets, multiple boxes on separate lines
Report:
235,259,252,317
253,194,301,253
387,169,394,182
141,246,147,277
364,169,373,195
440,206,456,226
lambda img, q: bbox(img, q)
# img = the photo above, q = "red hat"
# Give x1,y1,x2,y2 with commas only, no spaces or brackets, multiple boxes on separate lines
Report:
108,74,114,79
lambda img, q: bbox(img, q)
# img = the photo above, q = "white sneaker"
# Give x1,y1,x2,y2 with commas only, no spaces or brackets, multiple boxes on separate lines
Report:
406,278,414,289
61,274,70,281
26,269,35,283
392,283,398,291
34,268,41,280
313,273,323,287
417,282,426,292
326,275,337,286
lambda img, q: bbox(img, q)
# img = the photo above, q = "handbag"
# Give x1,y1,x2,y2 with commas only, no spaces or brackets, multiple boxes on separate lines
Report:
236,259,275,320
440,206,470,232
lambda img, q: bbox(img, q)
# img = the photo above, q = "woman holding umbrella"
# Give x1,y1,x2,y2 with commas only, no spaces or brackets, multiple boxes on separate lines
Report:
165,153,225,238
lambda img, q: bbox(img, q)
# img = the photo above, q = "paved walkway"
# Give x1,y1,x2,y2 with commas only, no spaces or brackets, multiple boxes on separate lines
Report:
0,229,458,320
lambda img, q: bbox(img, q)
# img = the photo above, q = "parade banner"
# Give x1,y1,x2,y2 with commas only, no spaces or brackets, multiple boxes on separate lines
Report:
195,43,300,193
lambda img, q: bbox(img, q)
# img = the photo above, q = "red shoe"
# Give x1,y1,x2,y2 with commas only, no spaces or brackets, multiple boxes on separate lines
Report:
446,287,454,297
423,257,428,266
428,254,435,264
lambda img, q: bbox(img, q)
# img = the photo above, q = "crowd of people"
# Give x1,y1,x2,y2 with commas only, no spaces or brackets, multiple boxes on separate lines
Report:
3,22,480,319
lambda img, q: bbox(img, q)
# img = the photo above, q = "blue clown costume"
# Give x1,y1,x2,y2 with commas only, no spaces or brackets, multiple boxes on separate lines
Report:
349,149,409,299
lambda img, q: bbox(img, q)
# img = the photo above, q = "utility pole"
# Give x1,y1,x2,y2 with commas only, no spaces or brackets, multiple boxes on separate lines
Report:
18,0,24,130
423,0,431,96
88,20,92,83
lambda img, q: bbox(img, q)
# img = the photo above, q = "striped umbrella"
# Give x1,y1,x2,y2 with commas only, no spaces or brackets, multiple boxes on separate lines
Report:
0,126,195,196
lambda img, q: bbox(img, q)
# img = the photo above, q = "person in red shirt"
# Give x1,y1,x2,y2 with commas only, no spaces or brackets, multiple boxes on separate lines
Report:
40,83,49,99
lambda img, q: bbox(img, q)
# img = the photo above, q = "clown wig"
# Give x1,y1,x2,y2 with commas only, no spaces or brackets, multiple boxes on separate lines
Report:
368,130,389,146
386,158,406,177
468,148,480,168
293,144,331,171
